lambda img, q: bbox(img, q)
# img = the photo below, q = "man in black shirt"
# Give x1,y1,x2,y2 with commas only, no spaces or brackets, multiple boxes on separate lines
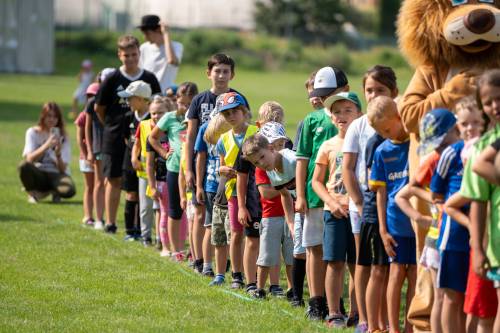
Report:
95,35,160,233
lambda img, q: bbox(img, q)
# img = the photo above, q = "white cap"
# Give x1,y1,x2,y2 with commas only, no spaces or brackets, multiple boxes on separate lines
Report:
260,122,288,143
118,80,152,99
310,66,348,98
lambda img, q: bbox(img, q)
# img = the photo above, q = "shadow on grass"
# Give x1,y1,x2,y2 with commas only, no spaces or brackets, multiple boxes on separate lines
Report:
0,213,38,223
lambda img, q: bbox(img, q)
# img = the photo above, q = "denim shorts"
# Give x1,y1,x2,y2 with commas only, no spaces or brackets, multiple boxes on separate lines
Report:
322,211,356,263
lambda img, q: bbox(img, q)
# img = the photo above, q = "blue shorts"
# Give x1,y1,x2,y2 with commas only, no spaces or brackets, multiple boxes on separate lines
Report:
437,250,469,293
323,211,356,263
389,236,416,265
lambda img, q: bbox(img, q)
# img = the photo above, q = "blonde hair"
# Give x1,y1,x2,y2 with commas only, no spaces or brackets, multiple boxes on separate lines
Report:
204,114,232,145
258,101,285,124
242,134,269,159
455,95,481,116
150,95,176,112
367,95,398,127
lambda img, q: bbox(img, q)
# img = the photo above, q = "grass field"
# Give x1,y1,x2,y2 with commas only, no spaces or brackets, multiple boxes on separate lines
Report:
0,61,413,332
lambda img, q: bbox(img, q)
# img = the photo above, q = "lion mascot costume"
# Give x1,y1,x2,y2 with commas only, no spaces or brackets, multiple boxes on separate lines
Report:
397,0,500,330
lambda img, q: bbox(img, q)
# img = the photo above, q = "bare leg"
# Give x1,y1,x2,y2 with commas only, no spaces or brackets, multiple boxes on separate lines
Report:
442,288,466,333
83,172,94,220
257,266,270,289
270,264,281,285
366,264,387,331
105,177,121,225
203,227,213,265
325,261,345,315
308,245,326,297
387,264,406,333
230,230,244,273
215,245,228,276
285,265,293,290
347,263,358,317
193,205,205,260
244,236,259,284
168,218,182,252
404,265,417,333
430,268,444,333
355,264,370,325
93,160,105,222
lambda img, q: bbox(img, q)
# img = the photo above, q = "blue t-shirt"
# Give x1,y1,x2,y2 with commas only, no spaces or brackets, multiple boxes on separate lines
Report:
430,140,469,252
362,133,385,224
194,122,220,193
370,139,413,237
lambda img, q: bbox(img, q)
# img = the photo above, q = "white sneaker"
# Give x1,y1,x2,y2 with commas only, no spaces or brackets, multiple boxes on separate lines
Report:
94,220,104,230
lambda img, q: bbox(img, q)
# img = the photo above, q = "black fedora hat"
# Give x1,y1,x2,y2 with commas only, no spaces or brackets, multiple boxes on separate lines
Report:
137,15,160,30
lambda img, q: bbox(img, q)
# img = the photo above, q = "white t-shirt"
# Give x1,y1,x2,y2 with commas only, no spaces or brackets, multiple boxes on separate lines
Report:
342,115,376,212
266,148,296,189
22,127,71,174
139,41,183,92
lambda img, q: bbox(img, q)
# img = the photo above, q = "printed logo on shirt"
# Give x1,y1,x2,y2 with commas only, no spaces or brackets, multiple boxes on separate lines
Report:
201,103,214,123
316,127,324,134
388,169,408,181
116,85,124,91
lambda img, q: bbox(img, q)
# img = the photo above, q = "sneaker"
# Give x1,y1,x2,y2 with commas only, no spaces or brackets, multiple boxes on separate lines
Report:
245,283,257,294
269,285,285,297
202,268,215,277
290,297,305,307
142,238,153,247
286,288,294,301
346,313,359,327
173,252,185,262
326,314,346,328
230,278,244,289
104,224,117,234
84,218,95,227
94,220,104,230
354,322,368,333
124,234,136,241
250,288,266,299
306,296,326,321
27,195,38,204
51,194,61,203
194,259,203,274
160,250,172,257
209,274,225,286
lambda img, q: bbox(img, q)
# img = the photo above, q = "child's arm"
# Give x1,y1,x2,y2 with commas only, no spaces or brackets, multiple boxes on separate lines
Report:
395,184,432,229
185,118,199,188
195,151,207,204
84,112,93,162
131,139,142,171
76,124,87,162
472,145,499,185
146,152,159,201
470,200,490,277
178,166,187,210
343,152,363,213
311,163,348,218
95,104,106,124
279,189,295,236
443,193,470,228
236,171,251,226
148,127,169,160
408,179,433,203
295,158,308,213
161,23,180,65
374,185,397,258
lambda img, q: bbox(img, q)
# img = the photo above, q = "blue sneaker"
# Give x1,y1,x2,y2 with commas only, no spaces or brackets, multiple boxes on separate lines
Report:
209,274,225,286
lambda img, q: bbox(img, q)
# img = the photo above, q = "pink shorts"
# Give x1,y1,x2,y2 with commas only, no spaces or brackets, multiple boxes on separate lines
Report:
228,197,244,233
464,250,498,318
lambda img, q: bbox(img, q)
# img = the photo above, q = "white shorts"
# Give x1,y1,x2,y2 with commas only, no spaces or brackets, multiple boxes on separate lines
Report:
302,207,324,248
79,159,94,173
349,210,362,234
419,245,440,270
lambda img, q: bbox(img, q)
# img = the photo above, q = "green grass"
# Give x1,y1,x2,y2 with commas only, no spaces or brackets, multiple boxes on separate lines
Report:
0,61,413,332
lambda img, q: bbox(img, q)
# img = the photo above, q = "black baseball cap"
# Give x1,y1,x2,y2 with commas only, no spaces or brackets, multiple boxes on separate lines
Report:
310,66,349,98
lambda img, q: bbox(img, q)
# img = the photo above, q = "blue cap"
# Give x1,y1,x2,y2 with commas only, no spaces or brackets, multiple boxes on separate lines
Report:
218,92,246,113
417,108,457,155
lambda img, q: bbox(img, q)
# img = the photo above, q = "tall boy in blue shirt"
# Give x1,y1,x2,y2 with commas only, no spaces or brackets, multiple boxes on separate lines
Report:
367,96,416,333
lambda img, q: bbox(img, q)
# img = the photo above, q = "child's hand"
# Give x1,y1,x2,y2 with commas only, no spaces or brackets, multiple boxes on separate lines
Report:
415,214,432,229
196,188,205,205
238,207,251,226
151,187,160,201
295,196,307,214
163,147,174,160
327,199,348,219
219,166,236,179
473,249,490,278
381,232,398,258
132,158,142,171
180,196,187,210
86,151,95,163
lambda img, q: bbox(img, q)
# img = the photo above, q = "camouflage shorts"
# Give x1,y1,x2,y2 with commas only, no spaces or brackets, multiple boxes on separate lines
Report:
211,205,231,246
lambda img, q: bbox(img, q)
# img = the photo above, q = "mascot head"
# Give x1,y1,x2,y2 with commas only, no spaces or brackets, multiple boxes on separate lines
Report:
397,0,500,68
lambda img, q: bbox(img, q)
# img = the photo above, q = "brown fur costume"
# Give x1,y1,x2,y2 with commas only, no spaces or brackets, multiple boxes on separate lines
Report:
397,1,500,330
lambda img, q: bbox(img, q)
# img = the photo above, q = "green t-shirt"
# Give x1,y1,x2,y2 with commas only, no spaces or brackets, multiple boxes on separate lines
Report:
460,124,500,267
156,111,187,173
296,108,338,208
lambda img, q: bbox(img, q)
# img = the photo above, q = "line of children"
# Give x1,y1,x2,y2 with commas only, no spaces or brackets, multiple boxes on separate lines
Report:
72,41,500,332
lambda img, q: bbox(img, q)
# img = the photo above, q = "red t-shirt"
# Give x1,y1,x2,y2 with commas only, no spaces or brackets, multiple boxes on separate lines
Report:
415,151,441,187
255,167,285,218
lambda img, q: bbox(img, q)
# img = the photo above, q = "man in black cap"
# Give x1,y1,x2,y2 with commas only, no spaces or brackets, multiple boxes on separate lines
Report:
138,15,183,92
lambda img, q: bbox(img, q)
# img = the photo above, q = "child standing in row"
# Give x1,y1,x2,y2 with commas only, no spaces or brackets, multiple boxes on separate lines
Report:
312,92,363,328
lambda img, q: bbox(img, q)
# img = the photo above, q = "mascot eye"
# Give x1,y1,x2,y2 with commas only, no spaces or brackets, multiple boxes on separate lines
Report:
451,0,468,6
478,0,494,3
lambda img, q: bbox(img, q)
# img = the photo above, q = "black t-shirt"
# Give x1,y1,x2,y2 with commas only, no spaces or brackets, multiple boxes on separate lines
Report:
186,88,250,127
362,133,385,224
146,133,168,182
234,150,262,221
122,111,150,171
96,68,160,154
